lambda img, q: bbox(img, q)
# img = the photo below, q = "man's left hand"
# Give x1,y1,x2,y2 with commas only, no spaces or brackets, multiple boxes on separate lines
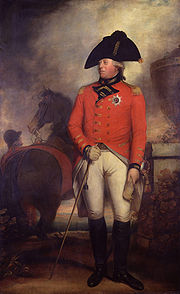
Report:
127,168,139,184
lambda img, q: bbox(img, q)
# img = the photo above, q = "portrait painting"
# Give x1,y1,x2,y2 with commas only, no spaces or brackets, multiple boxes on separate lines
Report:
0,0,179,293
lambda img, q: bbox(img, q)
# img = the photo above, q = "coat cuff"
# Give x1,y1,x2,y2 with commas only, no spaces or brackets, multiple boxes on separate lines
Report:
83,145,91,159
128,163,141,171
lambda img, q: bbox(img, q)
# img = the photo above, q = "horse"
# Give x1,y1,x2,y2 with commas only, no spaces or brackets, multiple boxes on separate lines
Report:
1,88,74,239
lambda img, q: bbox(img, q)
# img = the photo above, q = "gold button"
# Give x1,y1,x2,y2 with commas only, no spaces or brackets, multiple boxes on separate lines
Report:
107,106,111,110
96,105,102,108
107,131,110,135
106,123,110,127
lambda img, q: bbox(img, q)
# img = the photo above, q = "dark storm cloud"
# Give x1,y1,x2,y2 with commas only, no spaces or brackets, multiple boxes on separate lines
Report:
0,0,179,154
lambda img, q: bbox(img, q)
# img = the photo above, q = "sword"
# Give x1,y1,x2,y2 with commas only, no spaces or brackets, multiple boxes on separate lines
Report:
49,160,91,280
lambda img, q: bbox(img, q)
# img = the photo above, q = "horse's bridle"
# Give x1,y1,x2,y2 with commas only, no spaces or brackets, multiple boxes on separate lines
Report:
31,129,44,144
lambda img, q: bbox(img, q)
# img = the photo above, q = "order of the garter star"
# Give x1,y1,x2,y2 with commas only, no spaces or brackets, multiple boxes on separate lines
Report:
112,94,122,106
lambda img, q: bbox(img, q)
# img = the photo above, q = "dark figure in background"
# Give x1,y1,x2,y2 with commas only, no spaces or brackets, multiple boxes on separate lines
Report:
68,31,146,290
3,129,23,149
0,130,23,203
1,129,23,168
0,130,27,228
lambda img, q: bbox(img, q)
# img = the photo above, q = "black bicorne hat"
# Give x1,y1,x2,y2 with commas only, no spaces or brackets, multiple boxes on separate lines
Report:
84,31,143,69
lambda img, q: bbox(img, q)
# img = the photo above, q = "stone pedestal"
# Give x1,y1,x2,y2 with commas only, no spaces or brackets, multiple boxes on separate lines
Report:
136,142,180,257
152,143,180,192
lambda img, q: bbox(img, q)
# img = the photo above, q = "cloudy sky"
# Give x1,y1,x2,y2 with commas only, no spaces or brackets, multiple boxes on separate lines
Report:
0,0,179,155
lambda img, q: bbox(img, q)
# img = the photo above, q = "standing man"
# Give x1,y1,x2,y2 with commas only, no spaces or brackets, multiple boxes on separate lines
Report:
68,31,146,290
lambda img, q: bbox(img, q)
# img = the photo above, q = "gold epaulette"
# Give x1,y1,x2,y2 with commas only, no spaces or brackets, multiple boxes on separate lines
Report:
122,81,142,95
78,86,85,95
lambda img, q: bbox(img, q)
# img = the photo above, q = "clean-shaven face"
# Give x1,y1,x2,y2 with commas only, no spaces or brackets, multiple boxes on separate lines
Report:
98,58,119,79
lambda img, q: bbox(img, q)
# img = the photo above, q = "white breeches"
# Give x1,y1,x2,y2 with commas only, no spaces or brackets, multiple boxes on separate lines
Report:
78,151,130,222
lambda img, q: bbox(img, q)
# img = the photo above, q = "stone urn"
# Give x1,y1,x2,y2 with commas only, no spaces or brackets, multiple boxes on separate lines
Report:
150,45,180,138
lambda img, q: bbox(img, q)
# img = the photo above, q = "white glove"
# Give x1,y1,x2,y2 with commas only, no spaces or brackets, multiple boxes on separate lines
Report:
86,145,101,161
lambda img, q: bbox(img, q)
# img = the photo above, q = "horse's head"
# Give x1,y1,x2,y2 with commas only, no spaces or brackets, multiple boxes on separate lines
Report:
28,88,54,134
28,88,72,137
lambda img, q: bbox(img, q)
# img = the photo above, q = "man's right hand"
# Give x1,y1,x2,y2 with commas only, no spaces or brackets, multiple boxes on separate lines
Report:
86,145,101,161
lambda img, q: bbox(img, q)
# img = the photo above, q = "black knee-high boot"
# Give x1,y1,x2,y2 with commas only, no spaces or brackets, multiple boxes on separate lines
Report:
112,220,144,291
113,219,130,273
87,217,107,287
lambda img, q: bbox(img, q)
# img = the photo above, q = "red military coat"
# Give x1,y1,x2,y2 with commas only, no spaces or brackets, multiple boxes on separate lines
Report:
68,80,146,167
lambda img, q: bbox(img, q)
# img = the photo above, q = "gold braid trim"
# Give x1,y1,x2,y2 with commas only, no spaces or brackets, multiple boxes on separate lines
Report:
122,81,142,95
78,87,85,95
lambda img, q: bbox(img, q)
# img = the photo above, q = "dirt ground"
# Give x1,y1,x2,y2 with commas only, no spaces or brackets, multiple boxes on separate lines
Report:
0,231,179,294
